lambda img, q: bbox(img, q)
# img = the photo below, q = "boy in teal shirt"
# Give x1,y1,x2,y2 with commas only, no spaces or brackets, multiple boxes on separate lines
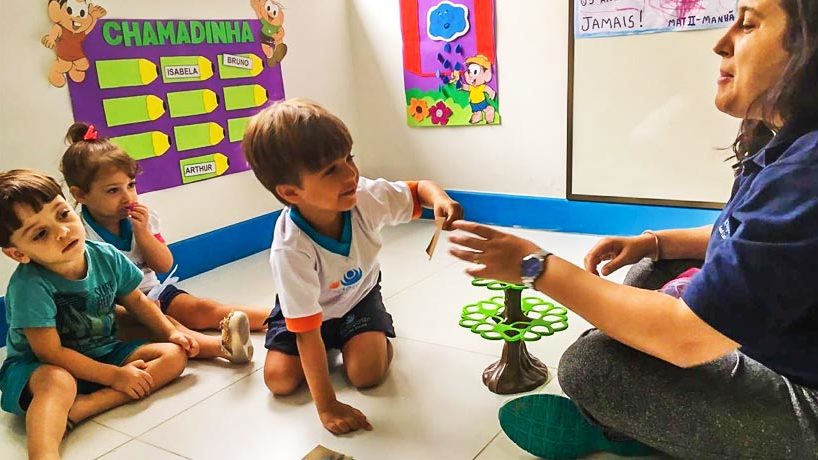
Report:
0,169,194,460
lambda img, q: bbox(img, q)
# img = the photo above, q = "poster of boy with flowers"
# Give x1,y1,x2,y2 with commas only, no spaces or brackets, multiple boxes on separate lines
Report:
400,0,500,127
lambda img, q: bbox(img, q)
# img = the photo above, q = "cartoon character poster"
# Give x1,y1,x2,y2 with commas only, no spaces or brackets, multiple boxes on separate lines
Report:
43,1,288,193
400,0,500,127
42,0,108,87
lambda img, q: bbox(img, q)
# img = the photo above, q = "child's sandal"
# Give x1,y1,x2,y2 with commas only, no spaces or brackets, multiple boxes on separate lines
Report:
219,310,254,364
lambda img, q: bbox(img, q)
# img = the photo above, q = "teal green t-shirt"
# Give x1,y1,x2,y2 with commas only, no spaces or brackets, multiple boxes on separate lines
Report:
3,240,143,361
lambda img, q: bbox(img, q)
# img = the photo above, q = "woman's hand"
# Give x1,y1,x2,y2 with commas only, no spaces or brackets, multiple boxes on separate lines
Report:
448,220,542,283
584,234,656,276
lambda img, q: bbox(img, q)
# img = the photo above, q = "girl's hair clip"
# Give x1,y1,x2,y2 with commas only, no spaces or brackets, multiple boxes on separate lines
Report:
83,125,99,141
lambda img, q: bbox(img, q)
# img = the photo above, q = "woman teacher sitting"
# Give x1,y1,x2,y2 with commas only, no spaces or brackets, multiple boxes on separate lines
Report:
449,0,818,458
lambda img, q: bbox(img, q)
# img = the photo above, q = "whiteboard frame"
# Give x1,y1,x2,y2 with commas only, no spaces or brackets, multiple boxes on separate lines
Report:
566,1,726,210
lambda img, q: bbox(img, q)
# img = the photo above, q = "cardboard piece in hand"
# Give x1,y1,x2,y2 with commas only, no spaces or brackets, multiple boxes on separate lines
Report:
426,217,446,260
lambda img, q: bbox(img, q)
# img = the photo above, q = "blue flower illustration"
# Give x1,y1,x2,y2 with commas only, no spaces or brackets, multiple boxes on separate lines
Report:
427,1,470,42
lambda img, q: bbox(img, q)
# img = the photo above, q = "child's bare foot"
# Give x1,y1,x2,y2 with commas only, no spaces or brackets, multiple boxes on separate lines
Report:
220,311,254,364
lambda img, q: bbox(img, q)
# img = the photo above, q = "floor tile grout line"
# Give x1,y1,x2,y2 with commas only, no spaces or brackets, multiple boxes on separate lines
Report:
394,334,566,369
135,439,194,459
472,430,502,460
395,334,502,359
131,368,263,440
92,367,263,439
90,419,135,438
91,436,134,459
381,259,459,302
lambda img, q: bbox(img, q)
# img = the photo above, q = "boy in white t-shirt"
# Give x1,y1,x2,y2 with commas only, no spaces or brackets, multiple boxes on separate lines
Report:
243,98,462,435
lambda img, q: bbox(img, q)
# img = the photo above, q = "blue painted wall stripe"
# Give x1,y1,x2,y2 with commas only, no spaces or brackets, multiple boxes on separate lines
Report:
0,211,281,348
427,191,720,236
167,211,280,281
0,193,721,347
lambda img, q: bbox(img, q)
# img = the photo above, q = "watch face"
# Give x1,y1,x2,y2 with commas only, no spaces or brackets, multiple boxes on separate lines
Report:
521,256,543,278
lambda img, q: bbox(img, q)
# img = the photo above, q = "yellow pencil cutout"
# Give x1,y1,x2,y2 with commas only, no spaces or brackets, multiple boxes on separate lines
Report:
160,56,215,83
110,131,171,160
96,58,159,89
180,153,230,184
223,84,268,111
174,122,225,151
103,95,166,127
167,89,219,118
218,54,264,80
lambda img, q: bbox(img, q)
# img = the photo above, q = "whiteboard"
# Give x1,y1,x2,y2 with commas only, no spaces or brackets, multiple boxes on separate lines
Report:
568,12,739,208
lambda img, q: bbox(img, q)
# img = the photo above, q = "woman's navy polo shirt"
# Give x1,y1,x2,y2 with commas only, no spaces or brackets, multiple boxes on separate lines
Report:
683,122,818,389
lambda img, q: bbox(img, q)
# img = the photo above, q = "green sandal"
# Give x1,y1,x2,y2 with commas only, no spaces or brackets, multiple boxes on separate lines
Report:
498,394,657,459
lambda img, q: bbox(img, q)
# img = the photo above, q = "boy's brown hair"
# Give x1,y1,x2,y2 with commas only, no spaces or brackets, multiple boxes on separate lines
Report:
0,169,64,247
60,122,139,192
242,98,353,204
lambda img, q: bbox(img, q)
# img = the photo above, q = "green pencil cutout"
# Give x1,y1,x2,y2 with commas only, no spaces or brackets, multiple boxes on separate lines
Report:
103,95,166,127
110,131,171,160
227,117,252,143
174,122,225,151
217,53,264,80
167,89,219,118
179,153,230,184
223,84,268,111
160,56,215,84
96,58,159,89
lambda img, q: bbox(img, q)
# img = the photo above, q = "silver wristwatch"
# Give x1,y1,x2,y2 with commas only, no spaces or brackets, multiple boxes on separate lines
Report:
520,251,552,289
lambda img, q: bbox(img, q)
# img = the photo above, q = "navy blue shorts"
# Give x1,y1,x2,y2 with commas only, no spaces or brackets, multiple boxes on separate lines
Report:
157,284,188,313
264,282,396,356
0,339,147,415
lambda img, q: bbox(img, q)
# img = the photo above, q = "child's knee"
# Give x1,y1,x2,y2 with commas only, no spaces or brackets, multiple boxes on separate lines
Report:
263,365,301,395
30,365,77,397
159,343,188,375
346,362,388,389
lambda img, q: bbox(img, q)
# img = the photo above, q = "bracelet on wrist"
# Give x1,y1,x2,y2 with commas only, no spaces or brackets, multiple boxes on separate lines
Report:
642,230,661,262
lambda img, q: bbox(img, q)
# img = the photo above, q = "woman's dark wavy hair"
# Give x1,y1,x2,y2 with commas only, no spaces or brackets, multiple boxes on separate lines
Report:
732,0,818,167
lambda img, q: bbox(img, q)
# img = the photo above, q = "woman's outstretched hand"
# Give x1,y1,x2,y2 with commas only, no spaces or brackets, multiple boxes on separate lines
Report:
448,220,543,283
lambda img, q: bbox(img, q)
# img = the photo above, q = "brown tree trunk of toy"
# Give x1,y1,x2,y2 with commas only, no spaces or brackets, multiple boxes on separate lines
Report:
482,289,549,394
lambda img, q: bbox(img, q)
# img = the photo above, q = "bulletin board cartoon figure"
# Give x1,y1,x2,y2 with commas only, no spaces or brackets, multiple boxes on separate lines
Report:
399,0,500,127
458,55,495,124
42,0,106,88
250,0,288,67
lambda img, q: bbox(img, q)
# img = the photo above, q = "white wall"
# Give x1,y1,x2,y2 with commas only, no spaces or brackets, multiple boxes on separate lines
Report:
348,0,569,197
0,0,358,294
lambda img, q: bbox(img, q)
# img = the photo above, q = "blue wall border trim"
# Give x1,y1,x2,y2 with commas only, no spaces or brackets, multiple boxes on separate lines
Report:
1,193,721,346
427,191,720,236
0,211,281,348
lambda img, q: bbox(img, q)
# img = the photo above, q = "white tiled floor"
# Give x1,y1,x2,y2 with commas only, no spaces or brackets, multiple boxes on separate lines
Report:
0,221,666,459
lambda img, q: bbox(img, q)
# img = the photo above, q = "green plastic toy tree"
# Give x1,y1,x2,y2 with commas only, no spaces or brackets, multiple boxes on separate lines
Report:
459,279,569,394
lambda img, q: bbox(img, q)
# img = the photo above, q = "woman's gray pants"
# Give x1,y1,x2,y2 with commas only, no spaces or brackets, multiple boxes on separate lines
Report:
557,258,818,459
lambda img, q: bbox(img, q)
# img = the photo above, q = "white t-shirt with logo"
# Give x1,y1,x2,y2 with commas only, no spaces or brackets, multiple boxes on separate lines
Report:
81,207,163,293
270,177,421,332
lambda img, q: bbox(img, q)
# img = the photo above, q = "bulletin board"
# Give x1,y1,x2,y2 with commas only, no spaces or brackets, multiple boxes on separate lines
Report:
67,19,286,193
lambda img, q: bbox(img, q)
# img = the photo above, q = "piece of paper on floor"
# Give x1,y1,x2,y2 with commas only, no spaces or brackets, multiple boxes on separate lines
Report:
425,217,446,260
302,444,353,460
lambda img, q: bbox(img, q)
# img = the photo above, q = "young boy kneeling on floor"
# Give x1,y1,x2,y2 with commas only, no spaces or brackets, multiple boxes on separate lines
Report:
243,98,462,434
